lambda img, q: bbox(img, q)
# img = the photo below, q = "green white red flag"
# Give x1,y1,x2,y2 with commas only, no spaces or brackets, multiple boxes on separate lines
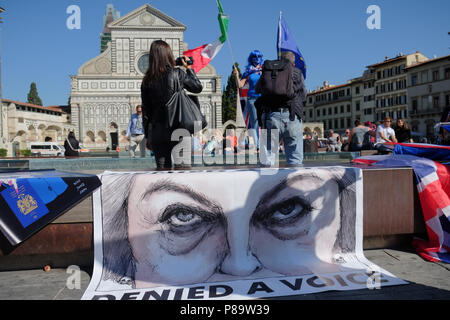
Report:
183,0,229,73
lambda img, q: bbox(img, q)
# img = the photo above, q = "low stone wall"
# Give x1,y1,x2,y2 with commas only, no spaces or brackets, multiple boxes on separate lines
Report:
0,163,426,270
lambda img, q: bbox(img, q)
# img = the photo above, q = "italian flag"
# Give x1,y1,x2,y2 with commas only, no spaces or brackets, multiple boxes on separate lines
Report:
183,0,229,73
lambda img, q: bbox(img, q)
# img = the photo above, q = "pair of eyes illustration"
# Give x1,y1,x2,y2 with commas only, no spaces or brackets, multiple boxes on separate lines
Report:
157,196,314,237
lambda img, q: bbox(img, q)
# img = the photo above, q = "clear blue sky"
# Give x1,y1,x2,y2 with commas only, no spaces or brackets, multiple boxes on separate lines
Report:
1,0,449,106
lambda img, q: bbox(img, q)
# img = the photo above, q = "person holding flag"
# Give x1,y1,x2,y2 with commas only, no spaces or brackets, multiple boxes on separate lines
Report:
256,14,307,166
234,50,264,150
277,12,307,80
183,0,229,73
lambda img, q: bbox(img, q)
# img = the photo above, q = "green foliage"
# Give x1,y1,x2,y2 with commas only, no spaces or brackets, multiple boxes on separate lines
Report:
221,63,241,124
27,82,43,106
0,149,7,157
19,149,31,157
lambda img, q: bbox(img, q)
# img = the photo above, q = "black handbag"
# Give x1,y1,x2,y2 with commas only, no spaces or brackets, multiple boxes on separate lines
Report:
166,70,207,134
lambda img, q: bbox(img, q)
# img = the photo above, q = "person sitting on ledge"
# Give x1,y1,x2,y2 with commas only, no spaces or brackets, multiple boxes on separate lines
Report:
375,117,398,154
327,130,341,152
348,120,372,152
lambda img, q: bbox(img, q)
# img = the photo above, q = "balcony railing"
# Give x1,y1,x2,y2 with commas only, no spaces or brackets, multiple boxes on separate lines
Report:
313,95,352,106
409,107,443,117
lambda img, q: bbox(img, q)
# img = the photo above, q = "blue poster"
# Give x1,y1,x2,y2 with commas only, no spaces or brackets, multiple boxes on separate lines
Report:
1,180,50,228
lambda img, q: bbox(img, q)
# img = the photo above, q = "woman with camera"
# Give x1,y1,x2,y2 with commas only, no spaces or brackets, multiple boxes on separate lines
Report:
141,40,203,169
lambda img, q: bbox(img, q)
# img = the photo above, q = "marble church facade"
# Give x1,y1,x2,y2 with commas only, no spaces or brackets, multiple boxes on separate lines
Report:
70,4,223,151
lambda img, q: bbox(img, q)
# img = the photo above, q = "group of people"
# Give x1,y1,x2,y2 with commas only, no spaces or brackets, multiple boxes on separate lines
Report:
321,117,414,154
138,41,306,169
65,40,425,164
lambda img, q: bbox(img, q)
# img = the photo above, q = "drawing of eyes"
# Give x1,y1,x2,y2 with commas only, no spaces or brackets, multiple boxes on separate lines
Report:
158,203,220,235
149,201,226,256
252,196,315,240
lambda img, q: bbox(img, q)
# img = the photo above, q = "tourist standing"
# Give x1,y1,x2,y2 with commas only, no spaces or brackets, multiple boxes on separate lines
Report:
141,40,203,169
235,50,264,150
255,51,306,166
126,105,146,158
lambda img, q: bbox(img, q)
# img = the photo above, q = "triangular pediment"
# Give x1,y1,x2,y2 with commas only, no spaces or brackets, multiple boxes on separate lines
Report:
108,4,186,30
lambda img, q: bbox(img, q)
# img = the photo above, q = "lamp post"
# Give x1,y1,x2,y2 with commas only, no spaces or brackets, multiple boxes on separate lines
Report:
0,7,4,102
0,7,4,148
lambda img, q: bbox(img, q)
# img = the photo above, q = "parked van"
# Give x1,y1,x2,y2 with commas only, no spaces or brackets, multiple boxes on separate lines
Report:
29,142,65,157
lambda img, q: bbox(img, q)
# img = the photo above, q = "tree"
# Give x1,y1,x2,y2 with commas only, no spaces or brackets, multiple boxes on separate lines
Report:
222,63,241,124
27,82,43,106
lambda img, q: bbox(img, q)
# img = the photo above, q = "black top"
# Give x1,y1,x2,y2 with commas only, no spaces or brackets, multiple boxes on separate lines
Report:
141,67,203,136
395,127,412,143
64,137,80,157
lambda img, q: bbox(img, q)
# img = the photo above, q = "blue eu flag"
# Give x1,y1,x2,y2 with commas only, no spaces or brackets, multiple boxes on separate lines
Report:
277,14,307,79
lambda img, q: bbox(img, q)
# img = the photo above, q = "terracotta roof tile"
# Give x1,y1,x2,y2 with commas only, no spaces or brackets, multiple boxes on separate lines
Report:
405,54,450,70
2,99,66,114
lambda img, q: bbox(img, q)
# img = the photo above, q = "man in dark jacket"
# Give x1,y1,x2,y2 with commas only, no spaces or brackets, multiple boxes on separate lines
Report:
255,51,306,166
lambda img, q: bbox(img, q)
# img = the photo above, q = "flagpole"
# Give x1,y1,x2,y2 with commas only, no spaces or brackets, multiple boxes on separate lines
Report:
216,0,246,129
278,11,282,59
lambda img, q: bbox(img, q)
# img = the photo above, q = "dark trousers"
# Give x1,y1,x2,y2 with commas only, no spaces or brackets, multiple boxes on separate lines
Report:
149,123,173,169
150,123,189,169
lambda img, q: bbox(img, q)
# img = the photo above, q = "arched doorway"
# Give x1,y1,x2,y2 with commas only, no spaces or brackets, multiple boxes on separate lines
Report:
45,125,62,143
85,131,95,145
13,131,27,156
28,125,38,142
97,131,107,144
109,122,119,151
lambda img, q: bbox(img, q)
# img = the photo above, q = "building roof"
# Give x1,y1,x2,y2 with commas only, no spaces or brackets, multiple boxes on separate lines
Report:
366,54,408,69
108,4,186,30
405,54,450,70
2,99,66,114
308,82,350,95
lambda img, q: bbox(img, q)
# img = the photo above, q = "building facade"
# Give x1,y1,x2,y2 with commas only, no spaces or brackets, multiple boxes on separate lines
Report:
1,99,74,155
361,69,376,123
304,52,434,137
406,54,450,141
367,52,429,122
304,81,355,134
70,4,223,151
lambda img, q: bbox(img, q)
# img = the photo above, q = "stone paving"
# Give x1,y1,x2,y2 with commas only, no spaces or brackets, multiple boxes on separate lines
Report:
0,246,448,300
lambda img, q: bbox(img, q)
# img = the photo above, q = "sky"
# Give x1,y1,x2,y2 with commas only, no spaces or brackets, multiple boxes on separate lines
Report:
0,0,449,106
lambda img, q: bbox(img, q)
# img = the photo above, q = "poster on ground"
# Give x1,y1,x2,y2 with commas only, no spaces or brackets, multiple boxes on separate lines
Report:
83,167,406,300
0,170,102,245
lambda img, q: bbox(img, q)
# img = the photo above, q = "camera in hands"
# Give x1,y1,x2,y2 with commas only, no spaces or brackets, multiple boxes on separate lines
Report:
176,56,194,67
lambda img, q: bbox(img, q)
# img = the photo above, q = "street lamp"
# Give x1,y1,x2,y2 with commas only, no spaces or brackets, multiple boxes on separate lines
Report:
0,7,4,149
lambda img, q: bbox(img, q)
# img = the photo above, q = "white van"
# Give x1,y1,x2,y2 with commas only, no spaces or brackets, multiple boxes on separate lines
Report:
29,142,65,157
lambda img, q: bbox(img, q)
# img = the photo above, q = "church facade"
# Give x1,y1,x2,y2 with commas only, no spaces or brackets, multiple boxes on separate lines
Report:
70,4,223,151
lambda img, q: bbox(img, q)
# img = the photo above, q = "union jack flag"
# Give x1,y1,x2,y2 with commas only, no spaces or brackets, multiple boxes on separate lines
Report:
354,154,450,263
394,143,450,162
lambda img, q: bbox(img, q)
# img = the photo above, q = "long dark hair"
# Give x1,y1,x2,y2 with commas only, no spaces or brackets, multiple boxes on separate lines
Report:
396,118,410,131
143,40,175,85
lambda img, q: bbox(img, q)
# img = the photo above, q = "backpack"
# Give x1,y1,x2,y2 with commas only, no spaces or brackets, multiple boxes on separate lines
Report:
256,59,295,101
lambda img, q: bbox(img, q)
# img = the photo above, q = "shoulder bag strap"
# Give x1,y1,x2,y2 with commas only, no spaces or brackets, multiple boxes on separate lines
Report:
66,139,78,152
174,68,182,92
